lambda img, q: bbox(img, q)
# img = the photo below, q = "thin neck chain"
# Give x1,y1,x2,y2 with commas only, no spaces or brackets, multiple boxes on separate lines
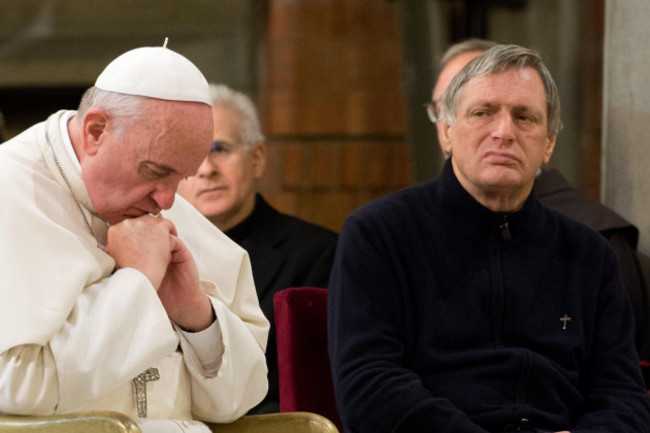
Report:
45,127,96,240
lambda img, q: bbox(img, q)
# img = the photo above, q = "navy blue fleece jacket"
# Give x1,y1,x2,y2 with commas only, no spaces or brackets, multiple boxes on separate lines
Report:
328,160,650,433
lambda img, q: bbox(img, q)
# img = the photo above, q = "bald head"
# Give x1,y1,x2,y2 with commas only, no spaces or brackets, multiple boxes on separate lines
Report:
432,52,482,155
433,51,483,106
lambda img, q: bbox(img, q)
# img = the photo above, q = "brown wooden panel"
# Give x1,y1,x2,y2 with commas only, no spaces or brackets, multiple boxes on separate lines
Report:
262,0,411,231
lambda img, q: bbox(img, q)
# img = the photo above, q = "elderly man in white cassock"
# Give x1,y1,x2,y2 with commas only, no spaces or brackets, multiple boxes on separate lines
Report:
0,43,269,433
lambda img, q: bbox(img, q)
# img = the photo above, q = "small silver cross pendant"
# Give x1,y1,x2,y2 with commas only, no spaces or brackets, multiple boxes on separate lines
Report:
132,367,160,418
560,314,572,330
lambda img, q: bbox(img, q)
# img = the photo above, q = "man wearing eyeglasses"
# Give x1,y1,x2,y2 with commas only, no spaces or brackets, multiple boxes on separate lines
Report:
177,84,338,414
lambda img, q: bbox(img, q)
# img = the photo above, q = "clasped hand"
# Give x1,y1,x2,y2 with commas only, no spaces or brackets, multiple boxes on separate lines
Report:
104,214,213,331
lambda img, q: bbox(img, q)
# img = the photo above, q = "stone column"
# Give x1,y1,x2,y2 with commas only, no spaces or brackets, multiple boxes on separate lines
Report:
602,0,650,254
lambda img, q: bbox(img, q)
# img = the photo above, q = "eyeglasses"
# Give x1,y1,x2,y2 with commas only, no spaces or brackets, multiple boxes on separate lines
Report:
208,140,239,159
424,99,441,123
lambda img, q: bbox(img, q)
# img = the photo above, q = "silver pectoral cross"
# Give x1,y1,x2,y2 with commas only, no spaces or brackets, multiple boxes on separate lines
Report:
132,367,160,418
560,314,572,330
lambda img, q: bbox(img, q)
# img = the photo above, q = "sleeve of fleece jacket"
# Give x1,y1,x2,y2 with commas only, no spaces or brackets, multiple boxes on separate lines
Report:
570,247,650,433
327,211,489,433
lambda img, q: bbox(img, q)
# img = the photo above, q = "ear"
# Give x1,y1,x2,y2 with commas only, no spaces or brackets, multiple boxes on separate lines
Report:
439,122,454,156
81,109,109,156
542,134,557,164
251,142,267,179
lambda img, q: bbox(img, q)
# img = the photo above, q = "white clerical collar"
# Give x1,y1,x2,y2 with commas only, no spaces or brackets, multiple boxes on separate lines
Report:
59,111,81,171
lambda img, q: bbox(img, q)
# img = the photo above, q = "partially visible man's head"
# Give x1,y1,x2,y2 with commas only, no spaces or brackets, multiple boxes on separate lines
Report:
72,45,214,225
177,84,267,231
430,39,498,151
438,44,560,212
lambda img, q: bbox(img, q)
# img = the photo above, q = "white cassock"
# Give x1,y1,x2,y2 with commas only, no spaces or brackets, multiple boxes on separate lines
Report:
0,110,270,431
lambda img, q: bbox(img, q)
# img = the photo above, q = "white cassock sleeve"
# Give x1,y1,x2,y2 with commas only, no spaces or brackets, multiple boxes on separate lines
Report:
178,315,225,377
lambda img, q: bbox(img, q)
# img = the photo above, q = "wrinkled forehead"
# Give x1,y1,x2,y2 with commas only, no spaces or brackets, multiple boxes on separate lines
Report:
211,104,243,140
467,66,544,92
458,68,548,117
466,62,543,89
448,64,546,108
145,101,213,169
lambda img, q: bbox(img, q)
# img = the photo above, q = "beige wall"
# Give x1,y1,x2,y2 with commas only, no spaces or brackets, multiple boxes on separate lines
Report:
603,0,650,255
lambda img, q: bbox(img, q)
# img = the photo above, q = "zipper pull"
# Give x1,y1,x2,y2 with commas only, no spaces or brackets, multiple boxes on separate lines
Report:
499,215,511,241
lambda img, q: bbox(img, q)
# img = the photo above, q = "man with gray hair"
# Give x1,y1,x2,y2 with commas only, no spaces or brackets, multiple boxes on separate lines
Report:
0,45,269,432
430,39,650,379
328,44,650,432
178,84,337,414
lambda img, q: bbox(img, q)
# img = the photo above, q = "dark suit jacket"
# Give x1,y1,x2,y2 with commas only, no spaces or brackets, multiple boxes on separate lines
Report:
225,194,338,413
534,169,650,366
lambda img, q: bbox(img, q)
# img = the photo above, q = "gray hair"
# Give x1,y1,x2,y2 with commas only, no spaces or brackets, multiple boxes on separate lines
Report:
439,38,498,69
208,84,265,149
440,44,562,137
77,87,147,136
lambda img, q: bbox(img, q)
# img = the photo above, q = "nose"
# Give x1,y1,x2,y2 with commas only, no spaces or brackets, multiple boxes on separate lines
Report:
195,157,219,178
492,111,515,143
151,185,177,211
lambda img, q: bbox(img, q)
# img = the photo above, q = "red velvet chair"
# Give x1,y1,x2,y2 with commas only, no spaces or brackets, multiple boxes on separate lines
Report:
641,361,650,392
273,287,343,432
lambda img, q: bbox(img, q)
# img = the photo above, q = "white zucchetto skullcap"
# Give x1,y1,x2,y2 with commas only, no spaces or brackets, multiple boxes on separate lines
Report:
95,44,212,106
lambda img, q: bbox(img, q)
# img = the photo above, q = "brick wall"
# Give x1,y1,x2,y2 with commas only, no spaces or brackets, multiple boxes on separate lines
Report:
258,0,411,232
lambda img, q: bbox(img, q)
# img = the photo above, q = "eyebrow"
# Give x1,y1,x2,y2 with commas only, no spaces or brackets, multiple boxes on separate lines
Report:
467,101,542,114
512,104,539,112
466,101,495,110
462,101,493,115
139,160,178,176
